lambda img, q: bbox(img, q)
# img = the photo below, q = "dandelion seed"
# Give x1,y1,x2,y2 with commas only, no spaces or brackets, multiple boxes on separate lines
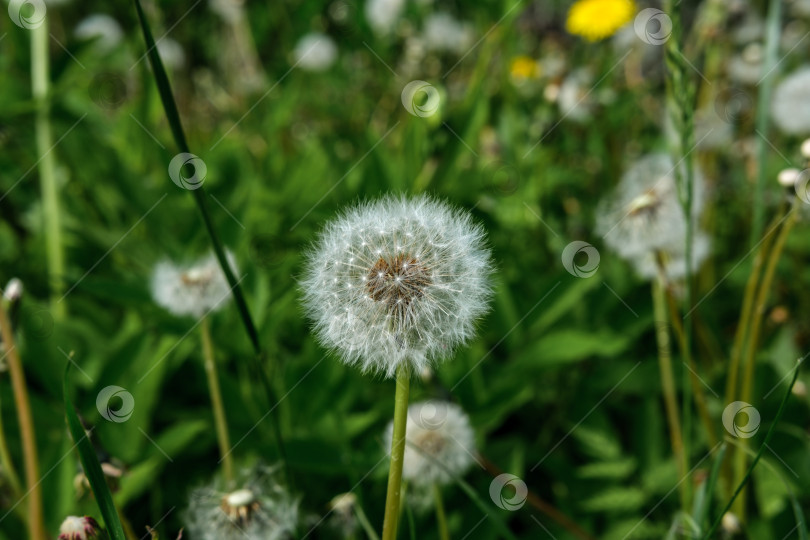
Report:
74,14,123,52
384,400,476,486
58,516,100,540
301,195,493,378
566,0,635,42
185,465,298,540
151,251,237,319
293,33,338,72
596,153,706,260
772,66,810,135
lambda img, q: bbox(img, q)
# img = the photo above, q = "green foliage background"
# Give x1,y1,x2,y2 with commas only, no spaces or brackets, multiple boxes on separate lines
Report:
0,0,808,538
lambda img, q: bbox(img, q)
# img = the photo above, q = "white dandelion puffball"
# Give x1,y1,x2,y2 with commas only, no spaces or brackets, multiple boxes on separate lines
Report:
772,66,810,135
293,33,338,72
74,14,123,52
185,465,298,540
156,38,186,70
422,13,474,54
301,195,493,378
596,153,706,260
151,251,237,318
630,231,711,281
384,400,476,486
365,0,405,35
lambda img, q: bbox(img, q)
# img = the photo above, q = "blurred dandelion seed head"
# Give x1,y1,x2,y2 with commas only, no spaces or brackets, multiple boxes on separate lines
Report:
301,195,493,378
58,516,100,540
293,32,338,72
596,153,706,260
385,400,476,486
566,0,635,42
185,465,298,540
772,66,810,135
151,251,237,318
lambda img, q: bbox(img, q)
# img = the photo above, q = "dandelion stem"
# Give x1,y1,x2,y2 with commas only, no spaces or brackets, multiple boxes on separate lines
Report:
355,500,381,540
381,364,410,540
0,370,22,498
201,316,234,486
433,483,450,540
733,207,797,518
0,301,44,540
652,273,687,509
32,18,66,319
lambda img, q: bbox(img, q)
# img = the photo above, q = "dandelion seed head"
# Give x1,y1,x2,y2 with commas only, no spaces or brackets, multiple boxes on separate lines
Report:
772,66,810,135
365,0,405,35
74,14,123,52
596,153,706,260
185,465,298,540
629,231,711,281
301,195,493,378
422,13,474,54
58,516,100,540
151,251,237,318
384,401,476,486
293,33,338,72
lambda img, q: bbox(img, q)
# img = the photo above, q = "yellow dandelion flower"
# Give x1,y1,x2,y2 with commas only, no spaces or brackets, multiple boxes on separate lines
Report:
566,0,636,42
510,56,540,80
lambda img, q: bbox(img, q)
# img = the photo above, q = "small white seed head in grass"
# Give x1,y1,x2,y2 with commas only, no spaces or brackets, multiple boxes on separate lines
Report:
629,231,712,282
301,195,493,378
384,400,476,486
151,251,237,319
801,138,810,159
185,465,298,540
293,32,338,72
772,66,810,135
778,167,801,188
596,152,706,261
58,516,100,540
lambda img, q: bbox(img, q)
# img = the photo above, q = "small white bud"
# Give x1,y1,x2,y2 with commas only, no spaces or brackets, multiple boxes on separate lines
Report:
801,138,810,159
777,167,801,187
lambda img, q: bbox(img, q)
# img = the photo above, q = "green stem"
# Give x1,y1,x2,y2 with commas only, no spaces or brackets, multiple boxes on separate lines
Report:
201,316,234,486
32,18,65,319
0,302,45,540
733,208,797,517
0,381,22,497
355,499,381,540
381,364,410,540
653,274,687,509
750,0,783,247
433,483,450,540
704,363,801,539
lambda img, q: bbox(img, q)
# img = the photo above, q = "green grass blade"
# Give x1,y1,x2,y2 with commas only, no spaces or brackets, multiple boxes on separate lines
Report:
692,442,727,534
63,364,126,540
703,362,802,539
130,0,260,355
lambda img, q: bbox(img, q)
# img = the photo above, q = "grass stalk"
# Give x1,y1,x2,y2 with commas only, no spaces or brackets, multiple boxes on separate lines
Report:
32,19,66,319
705,362,801,539
201,316,234,486
0,301,44,539
653,273,687,510
733,207,797,517
381,364,410,540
